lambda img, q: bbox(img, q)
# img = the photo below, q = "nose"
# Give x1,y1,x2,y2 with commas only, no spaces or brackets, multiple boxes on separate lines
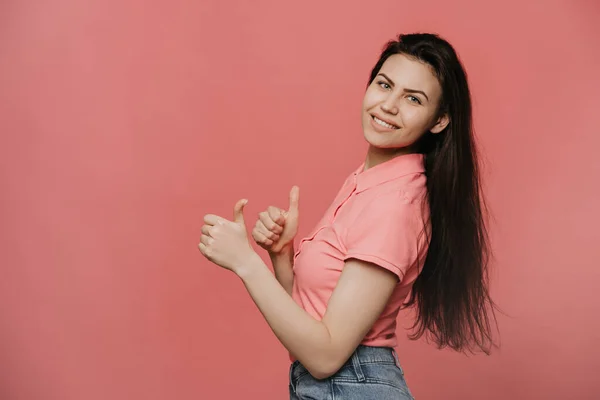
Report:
381,97,398,115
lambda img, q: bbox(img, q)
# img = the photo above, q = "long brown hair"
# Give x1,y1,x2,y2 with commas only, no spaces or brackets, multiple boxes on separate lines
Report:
367,33,499,354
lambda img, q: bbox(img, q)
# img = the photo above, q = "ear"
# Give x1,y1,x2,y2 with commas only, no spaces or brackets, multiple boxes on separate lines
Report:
430,113,450,134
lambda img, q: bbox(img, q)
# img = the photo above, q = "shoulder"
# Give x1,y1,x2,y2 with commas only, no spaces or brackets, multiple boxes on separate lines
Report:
358,184,426,219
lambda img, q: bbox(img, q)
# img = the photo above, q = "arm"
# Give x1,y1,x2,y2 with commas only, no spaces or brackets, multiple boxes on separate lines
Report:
236,255,398,380
269,244,295,296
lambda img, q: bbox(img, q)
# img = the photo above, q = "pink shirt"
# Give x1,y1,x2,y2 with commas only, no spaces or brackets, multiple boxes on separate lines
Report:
291,153,430,353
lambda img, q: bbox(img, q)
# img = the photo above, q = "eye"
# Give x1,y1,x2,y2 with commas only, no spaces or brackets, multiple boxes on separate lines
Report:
377,80,391,90
407,95,422,104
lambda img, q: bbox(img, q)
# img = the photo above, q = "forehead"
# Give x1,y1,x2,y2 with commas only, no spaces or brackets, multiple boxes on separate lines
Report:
378,53,441,97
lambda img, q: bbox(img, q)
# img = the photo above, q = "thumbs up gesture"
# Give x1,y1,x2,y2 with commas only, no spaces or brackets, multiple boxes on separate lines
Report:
252,186,300,254
198,198,259,273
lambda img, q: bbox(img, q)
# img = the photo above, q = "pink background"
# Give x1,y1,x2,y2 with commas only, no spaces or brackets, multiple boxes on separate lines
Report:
1,1,599,399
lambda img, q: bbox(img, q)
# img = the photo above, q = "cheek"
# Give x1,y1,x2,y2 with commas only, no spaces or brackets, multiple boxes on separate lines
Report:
362,88,380,109
399,107,418,125
401,107,430,129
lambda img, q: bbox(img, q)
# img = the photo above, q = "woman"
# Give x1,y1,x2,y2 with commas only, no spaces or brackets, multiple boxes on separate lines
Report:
198,33,498,399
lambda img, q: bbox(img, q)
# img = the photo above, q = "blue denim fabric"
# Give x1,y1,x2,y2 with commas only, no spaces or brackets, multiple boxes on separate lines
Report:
289,345,414,399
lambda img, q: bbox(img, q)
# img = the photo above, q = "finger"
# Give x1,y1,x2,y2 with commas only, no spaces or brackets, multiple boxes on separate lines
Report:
259,211,283,233
203,214,229,227
201,225,212,236
256,220,280,241
252,230,274,246
288,186,300,212
267,206,286,225
233,199,248,226
200,234,213,246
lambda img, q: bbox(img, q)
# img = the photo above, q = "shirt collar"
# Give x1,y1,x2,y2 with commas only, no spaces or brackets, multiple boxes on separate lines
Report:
352,153,425,193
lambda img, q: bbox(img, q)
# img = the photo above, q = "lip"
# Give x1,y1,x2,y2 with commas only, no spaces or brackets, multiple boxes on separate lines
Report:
369,113,400,132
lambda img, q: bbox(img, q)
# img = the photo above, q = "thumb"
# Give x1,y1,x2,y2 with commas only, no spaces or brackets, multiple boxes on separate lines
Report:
288,186,300,213
233,198,248,226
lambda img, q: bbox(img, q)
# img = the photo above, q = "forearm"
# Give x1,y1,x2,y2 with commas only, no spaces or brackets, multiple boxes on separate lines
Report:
236,255,336,379
269,244,294,295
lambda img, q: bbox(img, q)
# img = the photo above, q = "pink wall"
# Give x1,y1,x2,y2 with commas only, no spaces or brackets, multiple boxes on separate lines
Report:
1,1,599,399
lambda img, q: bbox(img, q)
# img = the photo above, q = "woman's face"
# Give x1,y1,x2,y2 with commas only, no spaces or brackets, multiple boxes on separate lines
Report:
361,53,449,151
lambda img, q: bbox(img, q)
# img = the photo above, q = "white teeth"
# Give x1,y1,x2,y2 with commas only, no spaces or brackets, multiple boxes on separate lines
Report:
374,116,398,129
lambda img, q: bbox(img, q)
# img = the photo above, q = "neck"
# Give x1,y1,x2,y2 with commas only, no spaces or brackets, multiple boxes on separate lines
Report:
363,145,414,171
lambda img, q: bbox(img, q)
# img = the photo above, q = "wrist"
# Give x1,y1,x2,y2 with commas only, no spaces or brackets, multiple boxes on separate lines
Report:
234,252,267,281
269,242,294,259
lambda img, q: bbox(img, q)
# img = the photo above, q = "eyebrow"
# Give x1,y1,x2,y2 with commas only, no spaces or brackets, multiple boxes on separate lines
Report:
377,73,430,101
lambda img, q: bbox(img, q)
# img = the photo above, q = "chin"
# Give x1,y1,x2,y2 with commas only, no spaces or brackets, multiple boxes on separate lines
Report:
363,131,413,151
363,133,395,149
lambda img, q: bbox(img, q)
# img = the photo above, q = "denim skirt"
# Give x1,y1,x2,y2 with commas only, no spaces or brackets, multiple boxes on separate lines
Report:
288,345,414,399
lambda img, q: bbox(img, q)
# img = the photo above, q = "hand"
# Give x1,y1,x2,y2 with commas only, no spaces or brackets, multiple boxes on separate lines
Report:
251,186,300,254
198,198,260,274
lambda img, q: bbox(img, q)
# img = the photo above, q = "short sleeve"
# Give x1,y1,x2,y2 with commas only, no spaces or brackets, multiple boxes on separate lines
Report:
342,191,426,280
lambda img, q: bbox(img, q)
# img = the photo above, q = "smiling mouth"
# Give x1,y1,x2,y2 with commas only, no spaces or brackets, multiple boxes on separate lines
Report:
372,115,399,129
